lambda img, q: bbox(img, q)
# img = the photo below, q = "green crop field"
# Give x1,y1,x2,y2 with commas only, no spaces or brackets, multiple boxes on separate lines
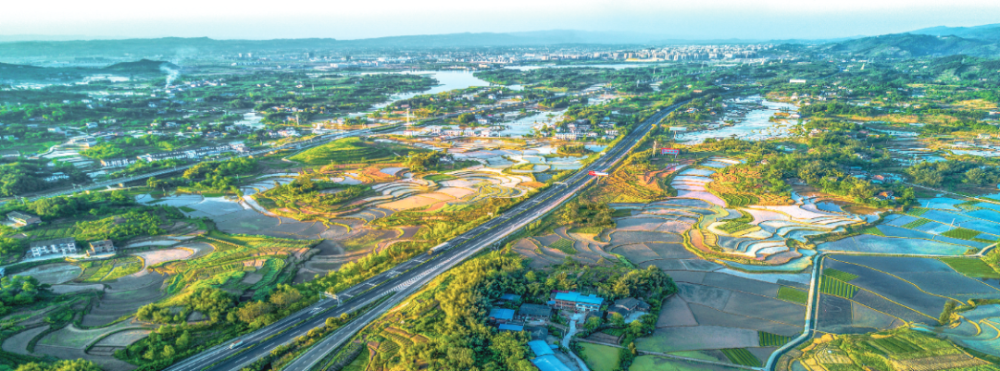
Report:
579,343,620,371
720,348,761,367
77,256,143,282
777,286,809,304
824,268,858,282
289,137,424,166
901,218,932,229
341,354,369,371
939,257,1000,279
759,332,793,347
860,226,885,236
424,174,457,182
104,259,143,280
549,238,577,254
601,328,626,336
718,210,754,233
820,276,860,298
905,208,929,217
570,226,605,234
941,227,990,241
719,193,760,208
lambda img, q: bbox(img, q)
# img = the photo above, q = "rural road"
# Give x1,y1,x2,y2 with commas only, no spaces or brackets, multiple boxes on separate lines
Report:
6,88,606,204
164,100,688,371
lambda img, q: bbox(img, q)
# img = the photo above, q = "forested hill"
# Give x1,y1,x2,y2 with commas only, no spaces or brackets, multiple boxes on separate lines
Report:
820,33,1000,59
103,59,179,73
910,23,1000,40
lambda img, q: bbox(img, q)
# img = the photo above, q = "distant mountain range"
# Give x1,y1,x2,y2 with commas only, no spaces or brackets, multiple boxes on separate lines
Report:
2,24,1000,62
0,31,857,63
910,24,1000,40
819,33,1000,59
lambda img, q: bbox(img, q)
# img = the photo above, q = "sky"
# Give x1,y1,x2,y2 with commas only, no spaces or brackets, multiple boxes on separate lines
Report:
3,0,1000,40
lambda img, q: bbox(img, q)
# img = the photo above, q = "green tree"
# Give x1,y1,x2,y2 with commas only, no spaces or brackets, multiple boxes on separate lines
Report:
584,316,603,331
162,344,175,358
237,301,273,324
175,331,191,349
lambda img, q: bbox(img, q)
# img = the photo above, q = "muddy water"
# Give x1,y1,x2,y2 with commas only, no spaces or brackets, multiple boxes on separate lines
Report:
137,193,348,240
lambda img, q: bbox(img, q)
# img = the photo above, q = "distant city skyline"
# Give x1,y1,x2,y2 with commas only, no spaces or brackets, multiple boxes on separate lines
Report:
2,0,1000,41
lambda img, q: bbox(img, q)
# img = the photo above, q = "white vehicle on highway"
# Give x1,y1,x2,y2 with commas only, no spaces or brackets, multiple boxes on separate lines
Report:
229,339,244,349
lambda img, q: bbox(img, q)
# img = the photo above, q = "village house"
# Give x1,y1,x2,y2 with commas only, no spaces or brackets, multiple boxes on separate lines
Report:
137,151,188,162
528,340,572,371
87,240,115,256
497,323,523,332
487,308,515,324
101,157,136,168
549,291,604,312
517,303,552,321
44,172,70,182
7,211,41,227
277,128,299,137
607,297,650,323
29,238,78,258
554,133,579,140
874,190,896,201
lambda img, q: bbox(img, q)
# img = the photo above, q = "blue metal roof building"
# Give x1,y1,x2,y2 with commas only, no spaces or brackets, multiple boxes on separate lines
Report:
488,308,515,322
498,323,523,331
528,341,572,371
532,355,573,371
528,340,554,356
551,291,605,312
499,293,522,301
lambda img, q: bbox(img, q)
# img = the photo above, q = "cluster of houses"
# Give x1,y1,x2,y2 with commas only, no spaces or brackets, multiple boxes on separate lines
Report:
100,142,247,168
26,238,116,258
7,212,117,259
486,291,651,371
553,118,619,141
488,291,650,327
843,169,905,185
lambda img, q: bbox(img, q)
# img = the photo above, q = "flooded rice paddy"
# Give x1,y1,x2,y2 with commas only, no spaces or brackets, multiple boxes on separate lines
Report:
676,96,798,144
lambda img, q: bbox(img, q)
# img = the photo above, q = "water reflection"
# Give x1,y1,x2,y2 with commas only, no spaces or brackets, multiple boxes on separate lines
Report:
675,96,798,144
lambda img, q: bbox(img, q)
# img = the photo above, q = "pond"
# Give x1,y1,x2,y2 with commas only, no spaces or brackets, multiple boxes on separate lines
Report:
675,96,798,144
492,109,567,137
350,70,497,117
815,201,844,213
136,193,342,239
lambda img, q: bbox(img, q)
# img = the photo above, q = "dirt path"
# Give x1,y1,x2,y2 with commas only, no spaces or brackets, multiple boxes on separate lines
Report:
563,313,590,371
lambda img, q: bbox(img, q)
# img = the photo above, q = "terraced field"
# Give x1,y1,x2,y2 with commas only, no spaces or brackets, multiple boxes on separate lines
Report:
815,255,1000,336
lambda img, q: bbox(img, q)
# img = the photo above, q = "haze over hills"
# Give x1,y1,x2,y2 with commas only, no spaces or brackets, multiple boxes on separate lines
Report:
0,29,851,46
3,23,1000,63
910,23,1000,40
818,33,1000,59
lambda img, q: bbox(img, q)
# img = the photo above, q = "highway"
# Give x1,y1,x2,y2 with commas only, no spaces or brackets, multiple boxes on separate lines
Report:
164,100,686,371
